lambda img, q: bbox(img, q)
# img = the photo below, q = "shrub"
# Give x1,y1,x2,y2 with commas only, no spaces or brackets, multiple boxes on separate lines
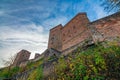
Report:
53,43,120,80
27,65,43,80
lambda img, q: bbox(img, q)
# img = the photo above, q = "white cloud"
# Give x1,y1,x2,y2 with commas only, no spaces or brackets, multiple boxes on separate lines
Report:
0,0,64,68
0,23,48,68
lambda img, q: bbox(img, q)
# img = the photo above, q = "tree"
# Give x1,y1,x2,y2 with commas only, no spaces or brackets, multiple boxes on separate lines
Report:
101,0,120,12
2,54,17,67
1,54,17,77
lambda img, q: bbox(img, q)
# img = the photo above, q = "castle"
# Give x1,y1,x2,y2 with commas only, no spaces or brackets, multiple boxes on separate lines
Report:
48,13,91,52
48,12,120,54
12,50,41,67
13,11,120,67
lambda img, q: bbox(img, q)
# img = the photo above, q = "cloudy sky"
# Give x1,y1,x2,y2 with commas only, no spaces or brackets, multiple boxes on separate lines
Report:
0,0,114,67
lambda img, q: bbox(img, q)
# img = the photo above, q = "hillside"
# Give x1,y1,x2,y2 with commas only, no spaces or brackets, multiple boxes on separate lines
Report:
0,41,120,80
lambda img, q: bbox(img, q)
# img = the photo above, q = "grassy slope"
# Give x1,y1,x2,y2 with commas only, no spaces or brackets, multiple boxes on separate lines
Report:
51,42,120,80
0,41,120,80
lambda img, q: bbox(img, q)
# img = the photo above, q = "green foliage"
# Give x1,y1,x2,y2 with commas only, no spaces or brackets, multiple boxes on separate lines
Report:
54,56,68,79
0,58,43,80
26,58,44,70
0,66,20,78
48,54,57,61
27,65,43,80
0,58,44,79
52,42,120,80
9,67,20,77
1,41,120,80
0,68,9,78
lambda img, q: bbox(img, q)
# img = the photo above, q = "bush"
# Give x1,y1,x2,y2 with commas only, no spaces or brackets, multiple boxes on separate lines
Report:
52,43,120,80
27,65,43,80
0,67,20,78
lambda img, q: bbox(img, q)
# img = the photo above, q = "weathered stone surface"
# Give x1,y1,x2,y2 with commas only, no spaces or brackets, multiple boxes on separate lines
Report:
13,49,31,67
48,24,63,51
12,67,36,80
34,53,41,59
48,11,120,53
89,12,120,42
43,48,61,61
43,59,57,79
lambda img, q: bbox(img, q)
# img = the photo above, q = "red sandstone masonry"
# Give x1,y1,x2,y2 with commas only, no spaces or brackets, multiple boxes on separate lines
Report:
48,13,91,51
48,11,120,53
89,12,120,42
62,13,90,51
48,24,63,51
13,50,31,66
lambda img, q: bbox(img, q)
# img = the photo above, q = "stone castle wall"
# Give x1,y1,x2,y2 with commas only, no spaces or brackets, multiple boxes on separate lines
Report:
13,50,31,66
48,24,62,51
62,13,91,51
48,12,120,52
13,12,120,67
11,12,120,79
89,12,120,42
48,13,92,51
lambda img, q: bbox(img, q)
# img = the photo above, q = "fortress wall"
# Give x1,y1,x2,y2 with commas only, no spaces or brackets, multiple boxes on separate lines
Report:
48,12,120,53
13,12,120,68
62,13,91,51
89,12,120,42
48,24,63,51
13,50,31,66
62,28,91,51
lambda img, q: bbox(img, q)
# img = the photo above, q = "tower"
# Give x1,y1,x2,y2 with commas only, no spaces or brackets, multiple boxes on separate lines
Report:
48,24,63,51
62,13,90,51
13,49,31,66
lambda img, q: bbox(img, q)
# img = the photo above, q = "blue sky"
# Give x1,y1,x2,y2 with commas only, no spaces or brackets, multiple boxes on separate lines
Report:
0,0,114,67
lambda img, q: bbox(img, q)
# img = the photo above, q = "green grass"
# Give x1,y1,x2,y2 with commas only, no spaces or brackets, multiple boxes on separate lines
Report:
1,41,120,80
0,58,44,79
52,42,120,80
0,67,20,78
27,65,43,80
